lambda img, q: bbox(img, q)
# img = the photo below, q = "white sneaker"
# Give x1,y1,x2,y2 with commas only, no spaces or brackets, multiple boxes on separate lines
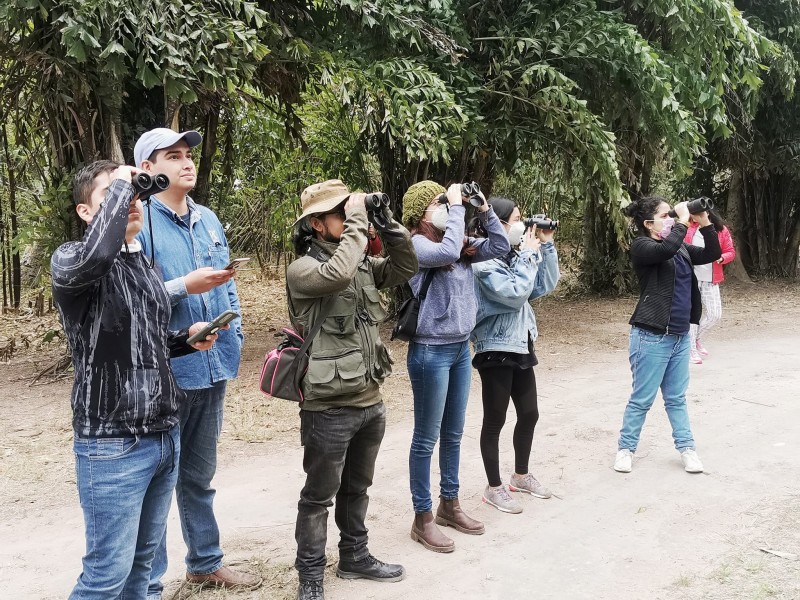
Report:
614,449,632,473
680,449,703,473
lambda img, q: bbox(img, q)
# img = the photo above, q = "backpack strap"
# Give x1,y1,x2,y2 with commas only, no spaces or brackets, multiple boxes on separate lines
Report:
295,241,335,354
417,267,437,300
297,295,335,355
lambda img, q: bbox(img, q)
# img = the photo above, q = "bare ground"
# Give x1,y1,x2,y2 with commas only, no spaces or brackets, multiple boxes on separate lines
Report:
1,275,799,600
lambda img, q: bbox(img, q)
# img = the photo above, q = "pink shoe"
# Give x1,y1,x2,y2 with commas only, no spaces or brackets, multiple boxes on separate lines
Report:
695,340,709,356
690,349,703,364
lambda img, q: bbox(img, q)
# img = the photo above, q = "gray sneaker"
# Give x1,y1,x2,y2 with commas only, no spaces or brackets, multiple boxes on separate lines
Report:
509,472,552,499
482,485,523,514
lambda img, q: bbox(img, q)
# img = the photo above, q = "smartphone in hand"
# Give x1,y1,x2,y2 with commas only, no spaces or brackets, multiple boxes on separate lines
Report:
223,257,250,270
187,310,240,345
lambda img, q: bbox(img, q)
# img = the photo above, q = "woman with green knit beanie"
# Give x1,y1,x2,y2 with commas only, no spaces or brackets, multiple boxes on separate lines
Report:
402,180,510,553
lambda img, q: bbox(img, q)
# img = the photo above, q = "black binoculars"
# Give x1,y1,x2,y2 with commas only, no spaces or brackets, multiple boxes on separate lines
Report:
132,173,170,201
435,182,484,208
364,193,390,210
668,196,713,218
524,215,559,231
363,192,393,231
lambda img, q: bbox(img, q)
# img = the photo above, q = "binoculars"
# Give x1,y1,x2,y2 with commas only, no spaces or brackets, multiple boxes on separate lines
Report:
364,192,392,231
668,196,713,218
435,182,485,208
524,215,559,231
132,173,170,201
364,193,390,210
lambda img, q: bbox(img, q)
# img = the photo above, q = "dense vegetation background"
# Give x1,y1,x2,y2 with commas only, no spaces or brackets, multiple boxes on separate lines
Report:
2,0,800,313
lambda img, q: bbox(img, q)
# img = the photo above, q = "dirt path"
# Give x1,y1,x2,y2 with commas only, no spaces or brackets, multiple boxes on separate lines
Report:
1,281,799,599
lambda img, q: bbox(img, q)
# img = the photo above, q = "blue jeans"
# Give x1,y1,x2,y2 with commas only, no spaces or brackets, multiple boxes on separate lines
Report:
70,427,179,600
295,403,386,581
149,381,226,598
618,327,696,452
408,341,472,513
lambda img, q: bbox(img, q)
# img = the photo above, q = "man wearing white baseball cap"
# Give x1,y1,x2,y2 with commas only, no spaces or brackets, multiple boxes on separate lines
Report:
134,128,261,595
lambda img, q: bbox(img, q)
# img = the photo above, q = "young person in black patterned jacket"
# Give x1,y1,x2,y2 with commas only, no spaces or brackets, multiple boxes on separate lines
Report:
51,161,220,599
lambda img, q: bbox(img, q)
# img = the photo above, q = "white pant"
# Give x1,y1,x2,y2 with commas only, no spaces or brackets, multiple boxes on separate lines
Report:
690,281,722,347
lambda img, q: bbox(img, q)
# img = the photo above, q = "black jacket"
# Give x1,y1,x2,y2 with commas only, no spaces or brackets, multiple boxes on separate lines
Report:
629,222,722,334
52,180,193,437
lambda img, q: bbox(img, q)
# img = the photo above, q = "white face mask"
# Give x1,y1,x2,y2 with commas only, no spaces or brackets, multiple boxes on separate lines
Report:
427,205,449,231
506,221,526,246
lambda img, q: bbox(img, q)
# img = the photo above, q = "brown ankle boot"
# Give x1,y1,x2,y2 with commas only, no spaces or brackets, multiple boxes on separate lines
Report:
435,497,485,535
410,511,455,553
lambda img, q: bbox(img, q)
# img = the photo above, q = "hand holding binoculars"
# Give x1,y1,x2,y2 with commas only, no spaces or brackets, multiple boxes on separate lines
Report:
668,196,713,218
435,182,485,208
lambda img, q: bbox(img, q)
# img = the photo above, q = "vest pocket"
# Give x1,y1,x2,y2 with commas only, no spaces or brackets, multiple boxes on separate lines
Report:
304,348,368,400
371,339,394,384
362,285,388,324
321,293,357,336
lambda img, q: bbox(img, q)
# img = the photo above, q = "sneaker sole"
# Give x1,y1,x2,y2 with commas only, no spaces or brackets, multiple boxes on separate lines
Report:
336,568,405,582
613,464,632,473
481,496,522,515
508,484,552,499
435,515,486,534
409,530,455,553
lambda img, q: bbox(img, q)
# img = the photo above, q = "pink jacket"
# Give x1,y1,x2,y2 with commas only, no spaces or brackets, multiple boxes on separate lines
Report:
684,223,736,284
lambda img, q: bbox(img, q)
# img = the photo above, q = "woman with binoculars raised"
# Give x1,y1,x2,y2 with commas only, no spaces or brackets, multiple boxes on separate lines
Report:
614,197,721,475
400,180,509,553
469,197,560,514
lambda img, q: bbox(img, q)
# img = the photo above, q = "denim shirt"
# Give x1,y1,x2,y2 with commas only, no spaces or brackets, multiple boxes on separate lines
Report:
138,196,243,389
470,242,559,354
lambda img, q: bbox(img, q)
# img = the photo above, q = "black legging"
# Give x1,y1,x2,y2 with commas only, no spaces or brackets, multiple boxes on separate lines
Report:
477,365,539,487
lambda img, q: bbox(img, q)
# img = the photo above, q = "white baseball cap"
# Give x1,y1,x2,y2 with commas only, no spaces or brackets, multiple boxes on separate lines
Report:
134,128,202,167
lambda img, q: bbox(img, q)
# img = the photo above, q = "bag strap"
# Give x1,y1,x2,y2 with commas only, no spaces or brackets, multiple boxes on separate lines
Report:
417,268,437,300
297,294,334,355
296,242,336,355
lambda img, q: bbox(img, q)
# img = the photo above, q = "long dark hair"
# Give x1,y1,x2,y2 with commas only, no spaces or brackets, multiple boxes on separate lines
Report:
293,218,314,256
624,196,667,237
707,209,726,231
469,196,515,238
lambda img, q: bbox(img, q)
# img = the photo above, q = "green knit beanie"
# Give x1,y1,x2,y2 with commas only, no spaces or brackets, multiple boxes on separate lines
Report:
402,180,446,227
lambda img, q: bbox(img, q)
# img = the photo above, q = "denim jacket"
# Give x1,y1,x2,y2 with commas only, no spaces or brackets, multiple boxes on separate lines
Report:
470,242,559,354
138,196,243,389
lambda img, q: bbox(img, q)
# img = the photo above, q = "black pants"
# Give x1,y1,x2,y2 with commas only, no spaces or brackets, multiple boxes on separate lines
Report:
295,402,386,581
477,365,539,487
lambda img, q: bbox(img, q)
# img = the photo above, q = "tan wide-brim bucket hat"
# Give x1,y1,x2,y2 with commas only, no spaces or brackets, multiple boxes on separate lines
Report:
294,179,352,225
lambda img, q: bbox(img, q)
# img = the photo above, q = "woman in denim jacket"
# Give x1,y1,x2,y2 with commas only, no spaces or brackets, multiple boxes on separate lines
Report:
470,197,560,514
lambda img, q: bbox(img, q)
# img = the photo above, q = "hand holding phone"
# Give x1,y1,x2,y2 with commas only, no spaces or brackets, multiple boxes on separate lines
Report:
224,257,250,270
187,310,240,345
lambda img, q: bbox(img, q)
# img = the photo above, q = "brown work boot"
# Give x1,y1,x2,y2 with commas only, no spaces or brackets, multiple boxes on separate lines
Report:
410,511,455,553
186,565,263,590
435,497,485,535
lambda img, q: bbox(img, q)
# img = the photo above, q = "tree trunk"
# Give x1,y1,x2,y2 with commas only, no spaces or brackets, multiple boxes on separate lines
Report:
740,171,800,277
1,127,21,308
724,170,753,283
193,107,220,206
165,96,182,130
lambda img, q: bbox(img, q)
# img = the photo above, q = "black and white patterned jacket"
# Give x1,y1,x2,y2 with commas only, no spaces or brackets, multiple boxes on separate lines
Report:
52,179,193,437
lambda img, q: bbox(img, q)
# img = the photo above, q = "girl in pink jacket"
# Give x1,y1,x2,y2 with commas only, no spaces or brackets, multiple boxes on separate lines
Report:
684,211,736,363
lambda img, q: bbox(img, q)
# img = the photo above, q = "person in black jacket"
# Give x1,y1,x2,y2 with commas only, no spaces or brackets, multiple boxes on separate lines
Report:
52,161,220,599
613,196,721,475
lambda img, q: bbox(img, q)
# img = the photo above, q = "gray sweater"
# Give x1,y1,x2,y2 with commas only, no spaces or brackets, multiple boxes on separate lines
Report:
409,205,510,345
